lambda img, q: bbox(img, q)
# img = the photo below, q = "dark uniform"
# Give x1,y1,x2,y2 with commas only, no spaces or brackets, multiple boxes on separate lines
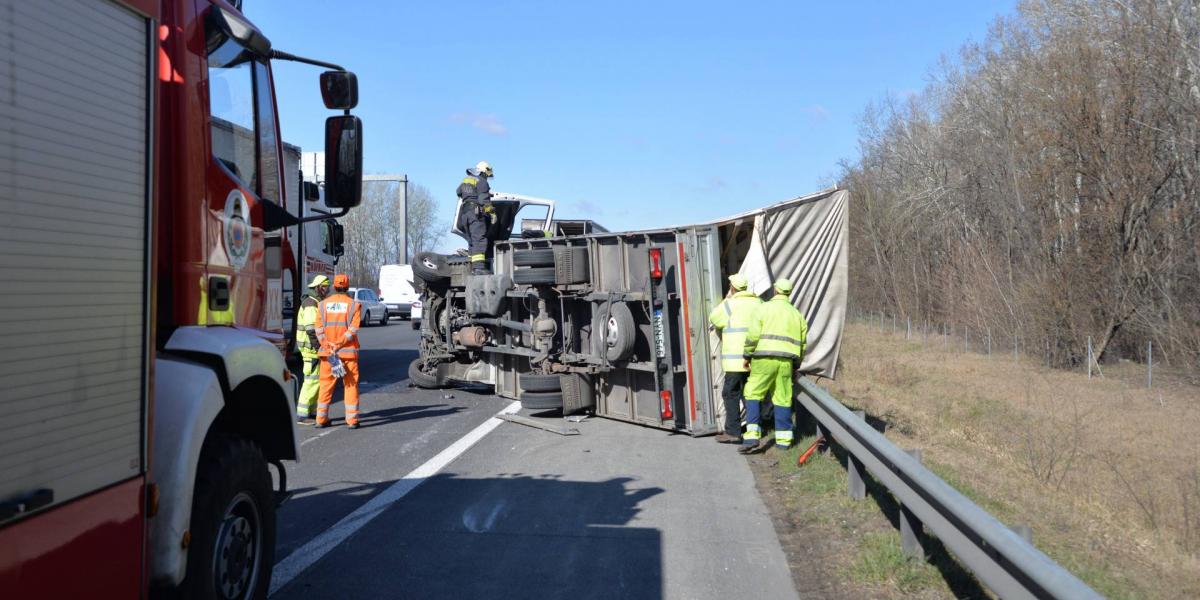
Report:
456,168,493,272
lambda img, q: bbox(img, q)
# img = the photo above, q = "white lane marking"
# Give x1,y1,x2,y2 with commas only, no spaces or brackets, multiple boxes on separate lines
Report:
269,401,522,596
299,430,334,447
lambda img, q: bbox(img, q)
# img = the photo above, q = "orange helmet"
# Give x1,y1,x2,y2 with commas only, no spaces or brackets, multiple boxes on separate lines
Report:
333,274,350,289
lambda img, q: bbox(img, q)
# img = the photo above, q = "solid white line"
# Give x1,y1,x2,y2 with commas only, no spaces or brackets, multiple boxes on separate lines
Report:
268,401,522,596
299,430,334,447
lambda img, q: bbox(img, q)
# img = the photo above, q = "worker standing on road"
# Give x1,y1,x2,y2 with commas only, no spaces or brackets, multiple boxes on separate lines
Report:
739,278,808,455
456,160,496,275
708,273,762,444
315,274,364,429
296,274,331,424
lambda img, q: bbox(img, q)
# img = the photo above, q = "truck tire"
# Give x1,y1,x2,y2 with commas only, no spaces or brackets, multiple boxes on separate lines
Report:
413,252,452,284
512,248,555,267
519,373,562,393
513,267,556,285
594,301,636,362
520,390,563,411
178,434,275,600
408,360,444,389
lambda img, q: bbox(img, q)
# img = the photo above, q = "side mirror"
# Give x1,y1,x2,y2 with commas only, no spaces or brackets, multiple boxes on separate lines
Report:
320,71,359,110
324,115,363,208
302,181,320,202
324,219,345,257
206,7,271,59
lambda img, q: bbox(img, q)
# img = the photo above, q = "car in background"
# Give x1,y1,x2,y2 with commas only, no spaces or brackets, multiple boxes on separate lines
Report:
348,287,389,326
410,297,423,330
378,264,420,320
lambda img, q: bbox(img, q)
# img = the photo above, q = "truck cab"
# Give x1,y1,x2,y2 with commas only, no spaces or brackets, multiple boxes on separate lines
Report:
0,1,364,598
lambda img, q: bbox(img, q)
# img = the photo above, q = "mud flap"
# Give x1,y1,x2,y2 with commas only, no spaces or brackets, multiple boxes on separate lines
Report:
561,373,595,415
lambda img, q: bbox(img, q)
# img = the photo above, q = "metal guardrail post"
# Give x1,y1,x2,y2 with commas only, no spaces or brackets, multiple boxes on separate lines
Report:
900,448,926,560
848,410,867,500
795,378,1103,600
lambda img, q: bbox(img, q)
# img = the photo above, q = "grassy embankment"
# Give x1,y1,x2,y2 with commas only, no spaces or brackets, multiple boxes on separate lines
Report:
756,322,1200,599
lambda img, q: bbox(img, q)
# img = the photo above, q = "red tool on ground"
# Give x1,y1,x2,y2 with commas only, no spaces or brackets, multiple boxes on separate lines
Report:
796,435,827,467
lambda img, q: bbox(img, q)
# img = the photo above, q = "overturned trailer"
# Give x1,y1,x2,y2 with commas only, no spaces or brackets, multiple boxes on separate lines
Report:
410,188,849,435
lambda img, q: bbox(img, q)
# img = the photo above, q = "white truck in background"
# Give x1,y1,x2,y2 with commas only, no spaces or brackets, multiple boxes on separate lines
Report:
282,144,342,336
379,264,422,329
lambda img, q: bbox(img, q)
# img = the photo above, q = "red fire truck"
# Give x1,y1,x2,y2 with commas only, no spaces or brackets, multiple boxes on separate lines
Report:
0,1,363,598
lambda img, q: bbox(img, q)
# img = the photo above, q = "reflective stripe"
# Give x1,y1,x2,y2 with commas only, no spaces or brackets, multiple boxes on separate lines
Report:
721,354,744,359
723,302,732,316
760,334,803,345
470,253,485,262
313,326,325,333
323,320,348,326
724,327,748,333
753,350,800,359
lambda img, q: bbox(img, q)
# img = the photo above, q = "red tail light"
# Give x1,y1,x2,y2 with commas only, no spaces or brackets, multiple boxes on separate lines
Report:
660,390,674,419
649,248,663,279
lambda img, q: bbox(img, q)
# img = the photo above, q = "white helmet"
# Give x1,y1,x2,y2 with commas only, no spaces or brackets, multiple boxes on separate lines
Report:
475,161,493,177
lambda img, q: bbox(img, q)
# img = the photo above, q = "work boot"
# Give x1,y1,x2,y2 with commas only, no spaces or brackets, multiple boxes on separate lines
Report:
715,433,742,444
737,443,759,455
314,420,330,429
347,423,360,430
297,415,315,425
471,261,491,275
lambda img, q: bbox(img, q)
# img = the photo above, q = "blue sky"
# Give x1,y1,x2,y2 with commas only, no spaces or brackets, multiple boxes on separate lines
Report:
249,0,1015,251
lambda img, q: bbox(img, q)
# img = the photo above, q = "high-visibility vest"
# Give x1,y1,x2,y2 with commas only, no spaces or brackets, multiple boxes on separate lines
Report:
315,292,362,359
744,295,808,361
295,294,320,359
708,291,762,372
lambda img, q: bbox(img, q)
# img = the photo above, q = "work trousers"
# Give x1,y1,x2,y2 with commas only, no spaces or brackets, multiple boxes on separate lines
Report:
317,357,360,426
721,371,748,437
459,205,491,259
742,356,796,448
296,356,320,417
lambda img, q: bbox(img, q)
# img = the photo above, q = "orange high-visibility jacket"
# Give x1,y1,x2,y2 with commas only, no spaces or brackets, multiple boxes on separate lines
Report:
315,292,362,359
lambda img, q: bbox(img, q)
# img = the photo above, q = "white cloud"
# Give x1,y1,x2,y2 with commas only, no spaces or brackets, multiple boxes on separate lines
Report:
449,112,508,136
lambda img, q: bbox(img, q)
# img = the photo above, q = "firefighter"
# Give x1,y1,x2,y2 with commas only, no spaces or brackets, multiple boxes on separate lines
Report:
456,160,496,274
739,278,808,455
315,274,363,429
296,274,330,424
707,273,762,444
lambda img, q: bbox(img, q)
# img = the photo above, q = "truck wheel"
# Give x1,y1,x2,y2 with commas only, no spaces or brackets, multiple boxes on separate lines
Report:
179,434,275,600
413,252,452,284
594,301,636,362
513,248,555,267
519,373,562,393
408,360,444,389
520,390,563,411
513,267,556,285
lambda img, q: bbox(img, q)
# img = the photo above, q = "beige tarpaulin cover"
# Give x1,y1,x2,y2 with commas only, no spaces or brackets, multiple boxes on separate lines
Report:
706,188,849,424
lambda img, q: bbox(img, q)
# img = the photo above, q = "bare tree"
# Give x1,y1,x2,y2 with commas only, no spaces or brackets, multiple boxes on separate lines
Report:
405,183,446,257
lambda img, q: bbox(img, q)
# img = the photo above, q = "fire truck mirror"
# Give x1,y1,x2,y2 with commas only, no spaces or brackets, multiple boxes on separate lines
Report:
324,219,345,258
323,115,363,209
206,6,272,60
319,71,358,110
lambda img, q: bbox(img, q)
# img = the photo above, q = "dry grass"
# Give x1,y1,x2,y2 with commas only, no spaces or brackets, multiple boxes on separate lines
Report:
823,322,1200,598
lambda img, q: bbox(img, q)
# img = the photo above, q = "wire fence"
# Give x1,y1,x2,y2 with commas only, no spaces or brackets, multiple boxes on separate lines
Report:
850,309,1160,390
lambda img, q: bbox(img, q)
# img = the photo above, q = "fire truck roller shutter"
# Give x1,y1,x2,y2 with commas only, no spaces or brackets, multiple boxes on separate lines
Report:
0,0,151,513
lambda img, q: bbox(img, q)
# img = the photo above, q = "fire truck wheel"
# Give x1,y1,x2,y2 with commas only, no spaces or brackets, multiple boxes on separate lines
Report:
519,373,562,393
180,434,275,600
408,360,444,389
593,301,636,362
413,252,452,283
520,390,564,410
512,248,555,267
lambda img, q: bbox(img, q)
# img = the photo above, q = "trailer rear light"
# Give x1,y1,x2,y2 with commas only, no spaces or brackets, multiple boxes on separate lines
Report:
660,390,674,420
649,248,663,279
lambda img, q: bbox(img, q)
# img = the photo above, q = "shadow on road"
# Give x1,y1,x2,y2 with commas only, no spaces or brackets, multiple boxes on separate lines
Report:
356,403,463,429
276,474,666,600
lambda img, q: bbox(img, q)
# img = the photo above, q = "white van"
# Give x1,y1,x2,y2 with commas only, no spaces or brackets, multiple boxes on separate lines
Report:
378,264,420,321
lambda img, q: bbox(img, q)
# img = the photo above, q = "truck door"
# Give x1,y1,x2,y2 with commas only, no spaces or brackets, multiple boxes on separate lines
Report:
203,16,285,335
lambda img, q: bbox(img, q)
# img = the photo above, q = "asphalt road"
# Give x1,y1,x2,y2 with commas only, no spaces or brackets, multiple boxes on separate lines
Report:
271,320,798,600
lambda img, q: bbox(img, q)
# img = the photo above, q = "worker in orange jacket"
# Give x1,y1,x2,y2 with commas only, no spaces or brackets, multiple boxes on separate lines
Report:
315,274,363,429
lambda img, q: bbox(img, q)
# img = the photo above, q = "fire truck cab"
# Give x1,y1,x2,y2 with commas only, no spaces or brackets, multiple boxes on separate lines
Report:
0,1,363,598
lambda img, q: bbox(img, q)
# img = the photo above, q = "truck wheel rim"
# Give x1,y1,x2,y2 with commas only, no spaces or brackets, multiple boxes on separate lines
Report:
606,317,620,347
422,257,437,269
214,491,262,600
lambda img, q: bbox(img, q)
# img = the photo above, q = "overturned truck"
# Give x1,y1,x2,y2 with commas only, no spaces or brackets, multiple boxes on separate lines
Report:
410,188,849,435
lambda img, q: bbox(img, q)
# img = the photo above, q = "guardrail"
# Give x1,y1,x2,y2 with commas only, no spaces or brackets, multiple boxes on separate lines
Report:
796,378,1102,600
